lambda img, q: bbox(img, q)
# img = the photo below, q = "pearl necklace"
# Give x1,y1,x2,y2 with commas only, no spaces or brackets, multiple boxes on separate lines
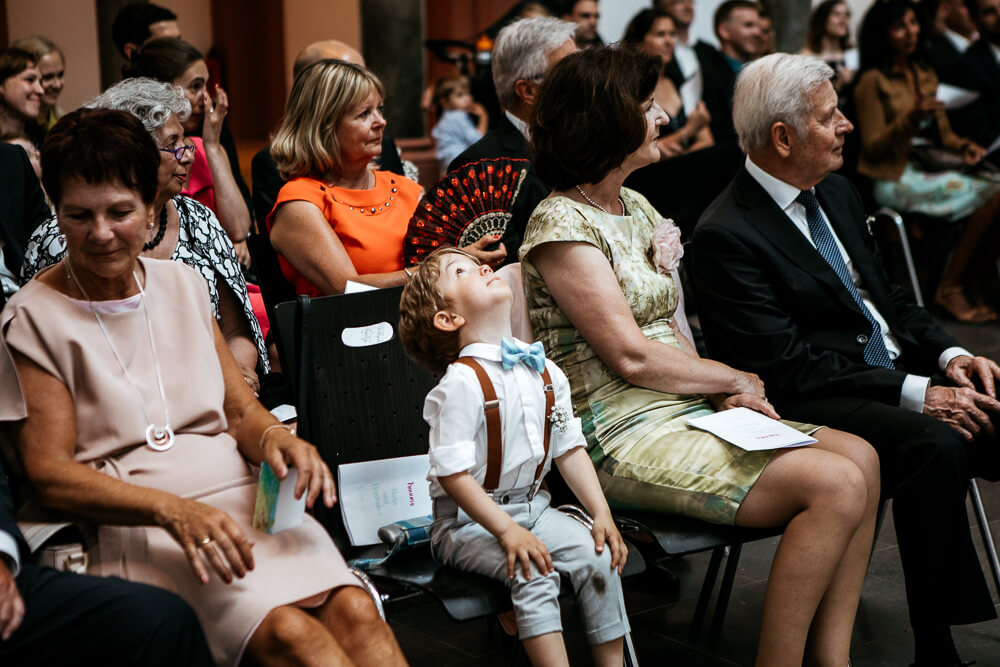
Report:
67,262,175,452
575,185,625,216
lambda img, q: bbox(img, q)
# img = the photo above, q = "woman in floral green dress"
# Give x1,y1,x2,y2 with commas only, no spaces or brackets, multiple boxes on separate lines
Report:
519,47,879,667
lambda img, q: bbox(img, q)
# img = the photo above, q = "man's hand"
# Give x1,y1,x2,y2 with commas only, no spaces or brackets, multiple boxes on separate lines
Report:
923,385,1000,441
0,559,24,641
946,355,1000,399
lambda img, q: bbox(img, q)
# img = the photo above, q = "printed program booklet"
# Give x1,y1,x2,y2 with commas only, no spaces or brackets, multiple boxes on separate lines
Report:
337,454,433,546
687,407,817,451
252,462,306,534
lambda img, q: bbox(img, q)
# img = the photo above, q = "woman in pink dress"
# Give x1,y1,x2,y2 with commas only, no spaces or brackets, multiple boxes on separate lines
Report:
0,108,408,667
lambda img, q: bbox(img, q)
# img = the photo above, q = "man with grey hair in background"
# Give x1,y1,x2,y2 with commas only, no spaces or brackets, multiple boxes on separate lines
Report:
692,53,1000,666
448,16,577,263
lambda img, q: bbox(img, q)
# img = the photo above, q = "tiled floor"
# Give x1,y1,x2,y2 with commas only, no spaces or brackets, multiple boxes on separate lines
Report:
388,319,1000,666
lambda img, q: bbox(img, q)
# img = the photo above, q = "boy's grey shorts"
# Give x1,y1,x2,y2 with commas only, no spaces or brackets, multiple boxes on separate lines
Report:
430,489,630,644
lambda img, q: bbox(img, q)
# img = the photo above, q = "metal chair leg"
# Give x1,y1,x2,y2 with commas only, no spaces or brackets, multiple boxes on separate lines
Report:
875,207,924,307
350,568,387,621
624,631,640,666
969,480,1000,598
689,546,724,642
709,543,742,647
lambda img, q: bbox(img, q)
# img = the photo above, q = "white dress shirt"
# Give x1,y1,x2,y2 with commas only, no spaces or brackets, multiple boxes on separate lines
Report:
423,341,584,499
991,41,1000,66
0,530,20,576
505,110,531,143
673,36,703,115
745,158,971,411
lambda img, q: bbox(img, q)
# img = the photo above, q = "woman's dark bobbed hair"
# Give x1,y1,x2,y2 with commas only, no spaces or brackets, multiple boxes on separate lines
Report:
42,108,160,209
531,47,661,190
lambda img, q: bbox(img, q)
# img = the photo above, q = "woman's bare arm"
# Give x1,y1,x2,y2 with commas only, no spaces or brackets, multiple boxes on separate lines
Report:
215,276,260,393
269,200,407,295
527,240,763,396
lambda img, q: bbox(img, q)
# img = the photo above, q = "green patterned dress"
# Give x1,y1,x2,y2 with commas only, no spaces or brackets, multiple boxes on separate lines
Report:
519,188,818,525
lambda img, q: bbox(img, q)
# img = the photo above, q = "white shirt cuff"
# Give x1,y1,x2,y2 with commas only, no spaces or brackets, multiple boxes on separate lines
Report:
939,347,973,371
0,530,20,577
900,374,931,413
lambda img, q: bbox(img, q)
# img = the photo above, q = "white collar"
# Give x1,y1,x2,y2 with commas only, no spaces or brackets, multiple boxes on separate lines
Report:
991,41,1000,64
744,156,806,211
944,29,974,52
458,338,530,363
505,110,531,142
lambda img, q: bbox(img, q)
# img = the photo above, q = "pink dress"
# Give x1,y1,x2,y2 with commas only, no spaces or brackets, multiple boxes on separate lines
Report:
0,258,357,666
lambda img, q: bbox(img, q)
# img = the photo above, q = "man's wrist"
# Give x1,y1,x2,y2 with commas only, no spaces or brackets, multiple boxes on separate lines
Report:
901,374,931,413
939,347,973,371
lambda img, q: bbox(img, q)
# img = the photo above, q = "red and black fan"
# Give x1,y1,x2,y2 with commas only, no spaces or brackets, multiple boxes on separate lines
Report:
402,157,530,267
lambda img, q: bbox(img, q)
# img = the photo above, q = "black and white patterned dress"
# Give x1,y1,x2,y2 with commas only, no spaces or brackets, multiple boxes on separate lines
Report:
21,195,270,374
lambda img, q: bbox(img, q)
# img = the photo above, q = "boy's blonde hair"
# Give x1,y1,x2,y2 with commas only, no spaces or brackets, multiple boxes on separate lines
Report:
399,247,480,373
270,59,385,181
433,74,470,110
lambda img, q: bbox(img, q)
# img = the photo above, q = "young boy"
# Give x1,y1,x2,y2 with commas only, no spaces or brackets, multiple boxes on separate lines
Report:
399,247,630,667
430,75,486,173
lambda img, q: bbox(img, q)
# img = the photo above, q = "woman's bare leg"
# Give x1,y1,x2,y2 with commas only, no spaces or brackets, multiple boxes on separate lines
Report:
734,431,876,667
245,605,354,666
314,587,408,667
936,193,1000,319
804,429,880,666
590,636,624,667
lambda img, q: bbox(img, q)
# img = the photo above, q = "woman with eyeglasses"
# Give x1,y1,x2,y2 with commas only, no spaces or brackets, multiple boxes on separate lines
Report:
125,37,253,268
21,77,268,394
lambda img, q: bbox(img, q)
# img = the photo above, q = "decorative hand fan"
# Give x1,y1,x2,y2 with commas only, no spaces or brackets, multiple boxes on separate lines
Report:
402,157,530,267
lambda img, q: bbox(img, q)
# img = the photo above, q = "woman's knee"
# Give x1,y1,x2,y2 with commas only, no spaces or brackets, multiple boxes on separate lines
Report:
254,606,321,653
325,586,383,634
807,456,869,523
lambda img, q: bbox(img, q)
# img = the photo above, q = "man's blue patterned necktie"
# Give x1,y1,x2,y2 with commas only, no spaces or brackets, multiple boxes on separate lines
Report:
796,190,895,369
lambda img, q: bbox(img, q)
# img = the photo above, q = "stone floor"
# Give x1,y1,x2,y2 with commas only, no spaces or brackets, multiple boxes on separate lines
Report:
388,318,1000,666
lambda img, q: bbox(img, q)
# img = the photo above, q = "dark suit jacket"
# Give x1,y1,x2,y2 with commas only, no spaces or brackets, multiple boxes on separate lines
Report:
667,41,738,146
691,167,958,406
945,39,1000,158
926,33,963,81
250,134,405,233
448,114,551,264
0,145,50,281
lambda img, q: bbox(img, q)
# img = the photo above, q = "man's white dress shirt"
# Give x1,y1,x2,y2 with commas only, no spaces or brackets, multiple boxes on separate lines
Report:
745,157,971,411
673,35,703,115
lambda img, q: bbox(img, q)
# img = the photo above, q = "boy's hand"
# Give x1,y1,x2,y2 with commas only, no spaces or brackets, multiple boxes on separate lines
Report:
592,512,628,574
498,523,553,580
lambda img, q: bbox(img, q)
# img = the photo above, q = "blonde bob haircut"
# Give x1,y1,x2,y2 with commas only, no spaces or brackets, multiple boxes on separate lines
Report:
270,59,385,181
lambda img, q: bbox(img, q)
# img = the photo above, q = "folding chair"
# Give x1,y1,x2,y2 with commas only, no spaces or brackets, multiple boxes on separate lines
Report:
274,285,643,664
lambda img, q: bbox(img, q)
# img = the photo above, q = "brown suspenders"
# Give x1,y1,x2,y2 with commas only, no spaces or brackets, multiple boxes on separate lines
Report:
452,357,555,495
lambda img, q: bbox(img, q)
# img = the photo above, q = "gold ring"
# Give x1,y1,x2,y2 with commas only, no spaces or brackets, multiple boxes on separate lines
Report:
199,536,213,546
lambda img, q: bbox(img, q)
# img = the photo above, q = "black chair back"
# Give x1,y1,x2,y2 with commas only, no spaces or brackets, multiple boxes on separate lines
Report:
247,234,297,350
274,286,439,546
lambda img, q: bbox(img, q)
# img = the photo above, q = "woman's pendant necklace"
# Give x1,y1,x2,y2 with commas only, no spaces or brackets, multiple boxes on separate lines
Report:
67,261,174,452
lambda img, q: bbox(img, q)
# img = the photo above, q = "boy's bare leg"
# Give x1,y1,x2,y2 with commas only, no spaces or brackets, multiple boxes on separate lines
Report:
590,637,625,667
522,631,569,667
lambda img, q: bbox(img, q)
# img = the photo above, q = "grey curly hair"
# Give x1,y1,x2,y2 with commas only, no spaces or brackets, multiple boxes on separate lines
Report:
86,77,191,137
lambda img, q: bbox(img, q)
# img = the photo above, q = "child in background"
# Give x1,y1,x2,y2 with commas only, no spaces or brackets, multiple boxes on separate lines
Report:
431,75,486,173
399,247,629,667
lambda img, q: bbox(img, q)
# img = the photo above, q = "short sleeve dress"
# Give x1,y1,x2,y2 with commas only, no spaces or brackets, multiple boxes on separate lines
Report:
519,189,818,525
0,258,358,666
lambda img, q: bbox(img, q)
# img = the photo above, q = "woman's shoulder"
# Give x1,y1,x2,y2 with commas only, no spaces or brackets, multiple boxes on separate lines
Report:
275,176,328,205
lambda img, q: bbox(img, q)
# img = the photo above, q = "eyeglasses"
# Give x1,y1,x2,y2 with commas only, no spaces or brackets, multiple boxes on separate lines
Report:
159,144,196,160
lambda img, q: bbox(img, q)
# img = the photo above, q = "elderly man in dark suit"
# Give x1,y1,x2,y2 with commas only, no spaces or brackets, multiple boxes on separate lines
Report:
0,144,49,304
0,457,213,664
692,53,1000,667
448,16,577,262
946,0,1000,164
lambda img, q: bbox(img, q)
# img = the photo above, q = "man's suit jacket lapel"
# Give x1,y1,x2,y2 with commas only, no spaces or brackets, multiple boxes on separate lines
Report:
733,167,862,315
496,115,530,157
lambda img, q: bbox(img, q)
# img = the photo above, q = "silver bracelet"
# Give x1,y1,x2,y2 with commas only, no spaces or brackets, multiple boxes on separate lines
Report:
404,267,413,278
259,423,295,450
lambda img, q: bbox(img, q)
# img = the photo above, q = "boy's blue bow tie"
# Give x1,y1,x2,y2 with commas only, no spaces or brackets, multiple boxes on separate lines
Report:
501,338,546,373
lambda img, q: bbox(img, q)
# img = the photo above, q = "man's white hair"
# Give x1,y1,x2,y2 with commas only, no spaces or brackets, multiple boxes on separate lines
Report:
732,53,834,154
492,17,578,111
87,77,191,137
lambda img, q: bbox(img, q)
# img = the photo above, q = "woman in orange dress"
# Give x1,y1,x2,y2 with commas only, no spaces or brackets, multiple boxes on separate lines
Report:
267,60,505,296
